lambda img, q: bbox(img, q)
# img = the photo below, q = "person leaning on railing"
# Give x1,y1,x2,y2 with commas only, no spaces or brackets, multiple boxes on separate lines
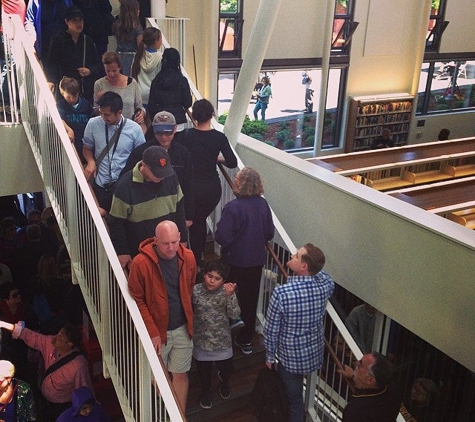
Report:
338,352,402,422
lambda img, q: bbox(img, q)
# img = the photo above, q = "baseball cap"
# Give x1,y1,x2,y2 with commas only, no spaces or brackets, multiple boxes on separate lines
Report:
65,6,84,20
142,146,174,179
152,111,176,134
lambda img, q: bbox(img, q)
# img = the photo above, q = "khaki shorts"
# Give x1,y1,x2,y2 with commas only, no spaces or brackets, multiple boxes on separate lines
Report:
161,324,193,373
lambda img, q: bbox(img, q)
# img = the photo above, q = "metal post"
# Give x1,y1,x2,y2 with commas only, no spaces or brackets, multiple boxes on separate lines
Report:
313,0,334,157
223,0,284,147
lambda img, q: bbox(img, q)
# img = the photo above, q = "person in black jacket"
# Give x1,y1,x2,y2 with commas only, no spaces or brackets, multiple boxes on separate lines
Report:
44,5,100,104
338,352,402,422
147,48,192,132
74,0,113,69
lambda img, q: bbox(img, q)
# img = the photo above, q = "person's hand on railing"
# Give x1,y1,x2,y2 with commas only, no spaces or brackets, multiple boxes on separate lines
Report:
118,254,132,271
47,82,55,94
223,282,236,297
152,334,162,355
83,161,97,182
337,364,355,380
185,220,193,229
0,321,24,338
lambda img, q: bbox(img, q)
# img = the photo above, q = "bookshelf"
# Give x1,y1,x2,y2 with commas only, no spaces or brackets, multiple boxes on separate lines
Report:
345,94,414,152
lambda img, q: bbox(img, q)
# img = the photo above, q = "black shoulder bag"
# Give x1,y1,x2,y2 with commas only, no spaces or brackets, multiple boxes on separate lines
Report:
95,118,127,168
41,350,82,385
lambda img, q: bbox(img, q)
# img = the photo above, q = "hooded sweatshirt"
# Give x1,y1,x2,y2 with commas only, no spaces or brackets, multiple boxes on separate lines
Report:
137,49,163,105
56,386,109,421
128,239,196,343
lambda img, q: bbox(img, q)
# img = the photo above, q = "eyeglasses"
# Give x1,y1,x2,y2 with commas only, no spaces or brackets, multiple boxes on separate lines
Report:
10,292,20,299
155,132,173,136
355,359,375,379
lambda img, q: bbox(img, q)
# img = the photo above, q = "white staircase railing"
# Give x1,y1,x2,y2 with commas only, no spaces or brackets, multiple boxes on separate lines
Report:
3,14,183,422
2,13,406,422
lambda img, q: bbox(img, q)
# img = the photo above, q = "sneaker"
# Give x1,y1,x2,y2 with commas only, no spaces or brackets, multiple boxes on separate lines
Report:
230,317,245,330
219,383,231,400
234,338,252,355
199,390,212,409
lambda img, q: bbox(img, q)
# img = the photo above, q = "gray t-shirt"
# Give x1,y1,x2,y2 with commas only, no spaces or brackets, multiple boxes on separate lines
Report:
159,254,186,330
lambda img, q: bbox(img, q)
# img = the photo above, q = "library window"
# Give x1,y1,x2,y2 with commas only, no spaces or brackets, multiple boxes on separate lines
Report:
217,67,347,151
332,0,358,53
426,0,448,51
219,0,243,58
417,60,475,114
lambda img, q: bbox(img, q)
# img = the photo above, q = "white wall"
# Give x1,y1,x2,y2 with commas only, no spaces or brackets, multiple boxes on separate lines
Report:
440,0,475,53
0,126,44,196
236,134,475,373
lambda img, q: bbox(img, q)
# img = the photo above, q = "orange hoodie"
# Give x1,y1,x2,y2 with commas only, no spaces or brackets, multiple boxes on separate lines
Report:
128,237,197,343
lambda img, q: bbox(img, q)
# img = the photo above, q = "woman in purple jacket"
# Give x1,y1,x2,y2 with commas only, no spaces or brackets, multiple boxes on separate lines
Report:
215,167,274,355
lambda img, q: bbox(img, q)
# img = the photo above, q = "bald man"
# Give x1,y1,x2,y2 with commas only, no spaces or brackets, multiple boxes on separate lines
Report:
128,220,196,413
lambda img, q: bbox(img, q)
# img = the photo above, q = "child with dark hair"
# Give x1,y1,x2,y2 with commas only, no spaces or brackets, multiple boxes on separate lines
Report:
192,259,241,410
147,48,192,130
57,77,94,164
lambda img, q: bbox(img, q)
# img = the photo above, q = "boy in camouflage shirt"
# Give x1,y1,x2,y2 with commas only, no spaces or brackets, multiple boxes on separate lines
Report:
192,259,241,409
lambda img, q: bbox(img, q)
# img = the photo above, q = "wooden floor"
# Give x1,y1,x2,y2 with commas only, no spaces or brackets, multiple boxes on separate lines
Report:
99,334,265,422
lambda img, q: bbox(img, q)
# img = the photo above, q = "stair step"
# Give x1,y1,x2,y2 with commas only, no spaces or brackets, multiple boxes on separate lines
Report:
186,362,266,422
186,335,265,422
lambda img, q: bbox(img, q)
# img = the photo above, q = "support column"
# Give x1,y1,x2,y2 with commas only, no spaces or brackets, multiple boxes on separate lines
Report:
151,0,166,19
223,0,284,147
313,0,334,156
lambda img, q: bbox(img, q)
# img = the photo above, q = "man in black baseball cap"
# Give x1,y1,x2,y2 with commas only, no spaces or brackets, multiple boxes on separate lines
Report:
121,111,195,228
108,146,187,270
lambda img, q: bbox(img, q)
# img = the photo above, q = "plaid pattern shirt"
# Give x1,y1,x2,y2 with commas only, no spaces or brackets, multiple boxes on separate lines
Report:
264,270,335,374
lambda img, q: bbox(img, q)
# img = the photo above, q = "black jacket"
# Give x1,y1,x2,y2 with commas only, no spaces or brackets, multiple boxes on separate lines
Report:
148,72,192,125
44,31,100,103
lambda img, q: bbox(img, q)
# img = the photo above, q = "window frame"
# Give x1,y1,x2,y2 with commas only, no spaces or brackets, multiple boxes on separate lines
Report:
219,0,244,59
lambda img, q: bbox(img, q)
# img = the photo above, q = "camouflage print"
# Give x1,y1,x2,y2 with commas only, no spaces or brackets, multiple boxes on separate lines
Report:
192,283,241,352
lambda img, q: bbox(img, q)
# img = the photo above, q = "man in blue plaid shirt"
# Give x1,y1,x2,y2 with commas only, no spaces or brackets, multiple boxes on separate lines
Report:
264,243,335,422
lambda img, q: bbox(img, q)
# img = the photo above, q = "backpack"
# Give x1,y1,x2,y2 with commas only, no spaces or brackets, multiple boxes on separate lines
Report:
252,367,289,422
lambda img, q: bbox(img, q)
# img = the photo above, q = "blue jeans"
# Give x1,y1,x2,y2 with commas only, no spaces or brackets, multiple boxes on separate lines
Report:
253,100,268,120
278,363,304,422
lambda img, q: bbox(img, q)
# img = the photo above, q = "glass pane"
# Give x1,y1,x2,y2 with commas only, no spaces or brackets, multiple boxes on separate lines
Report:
427,61,475,113
335,0,348,14
431,0,441,15
220,0,238,14
323,68,342,148
332,18,346,48
219,18,236,52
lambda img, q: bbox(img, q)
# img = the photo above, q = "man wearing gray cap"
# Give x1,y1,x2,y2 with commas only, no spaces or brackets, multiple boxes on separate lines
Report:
121,111,194,226
108,145,187,270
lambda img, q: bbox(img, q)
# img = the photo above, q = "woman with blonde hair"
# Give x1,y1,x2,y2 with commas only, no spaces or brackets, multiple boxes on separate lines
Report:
0,360,36,420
